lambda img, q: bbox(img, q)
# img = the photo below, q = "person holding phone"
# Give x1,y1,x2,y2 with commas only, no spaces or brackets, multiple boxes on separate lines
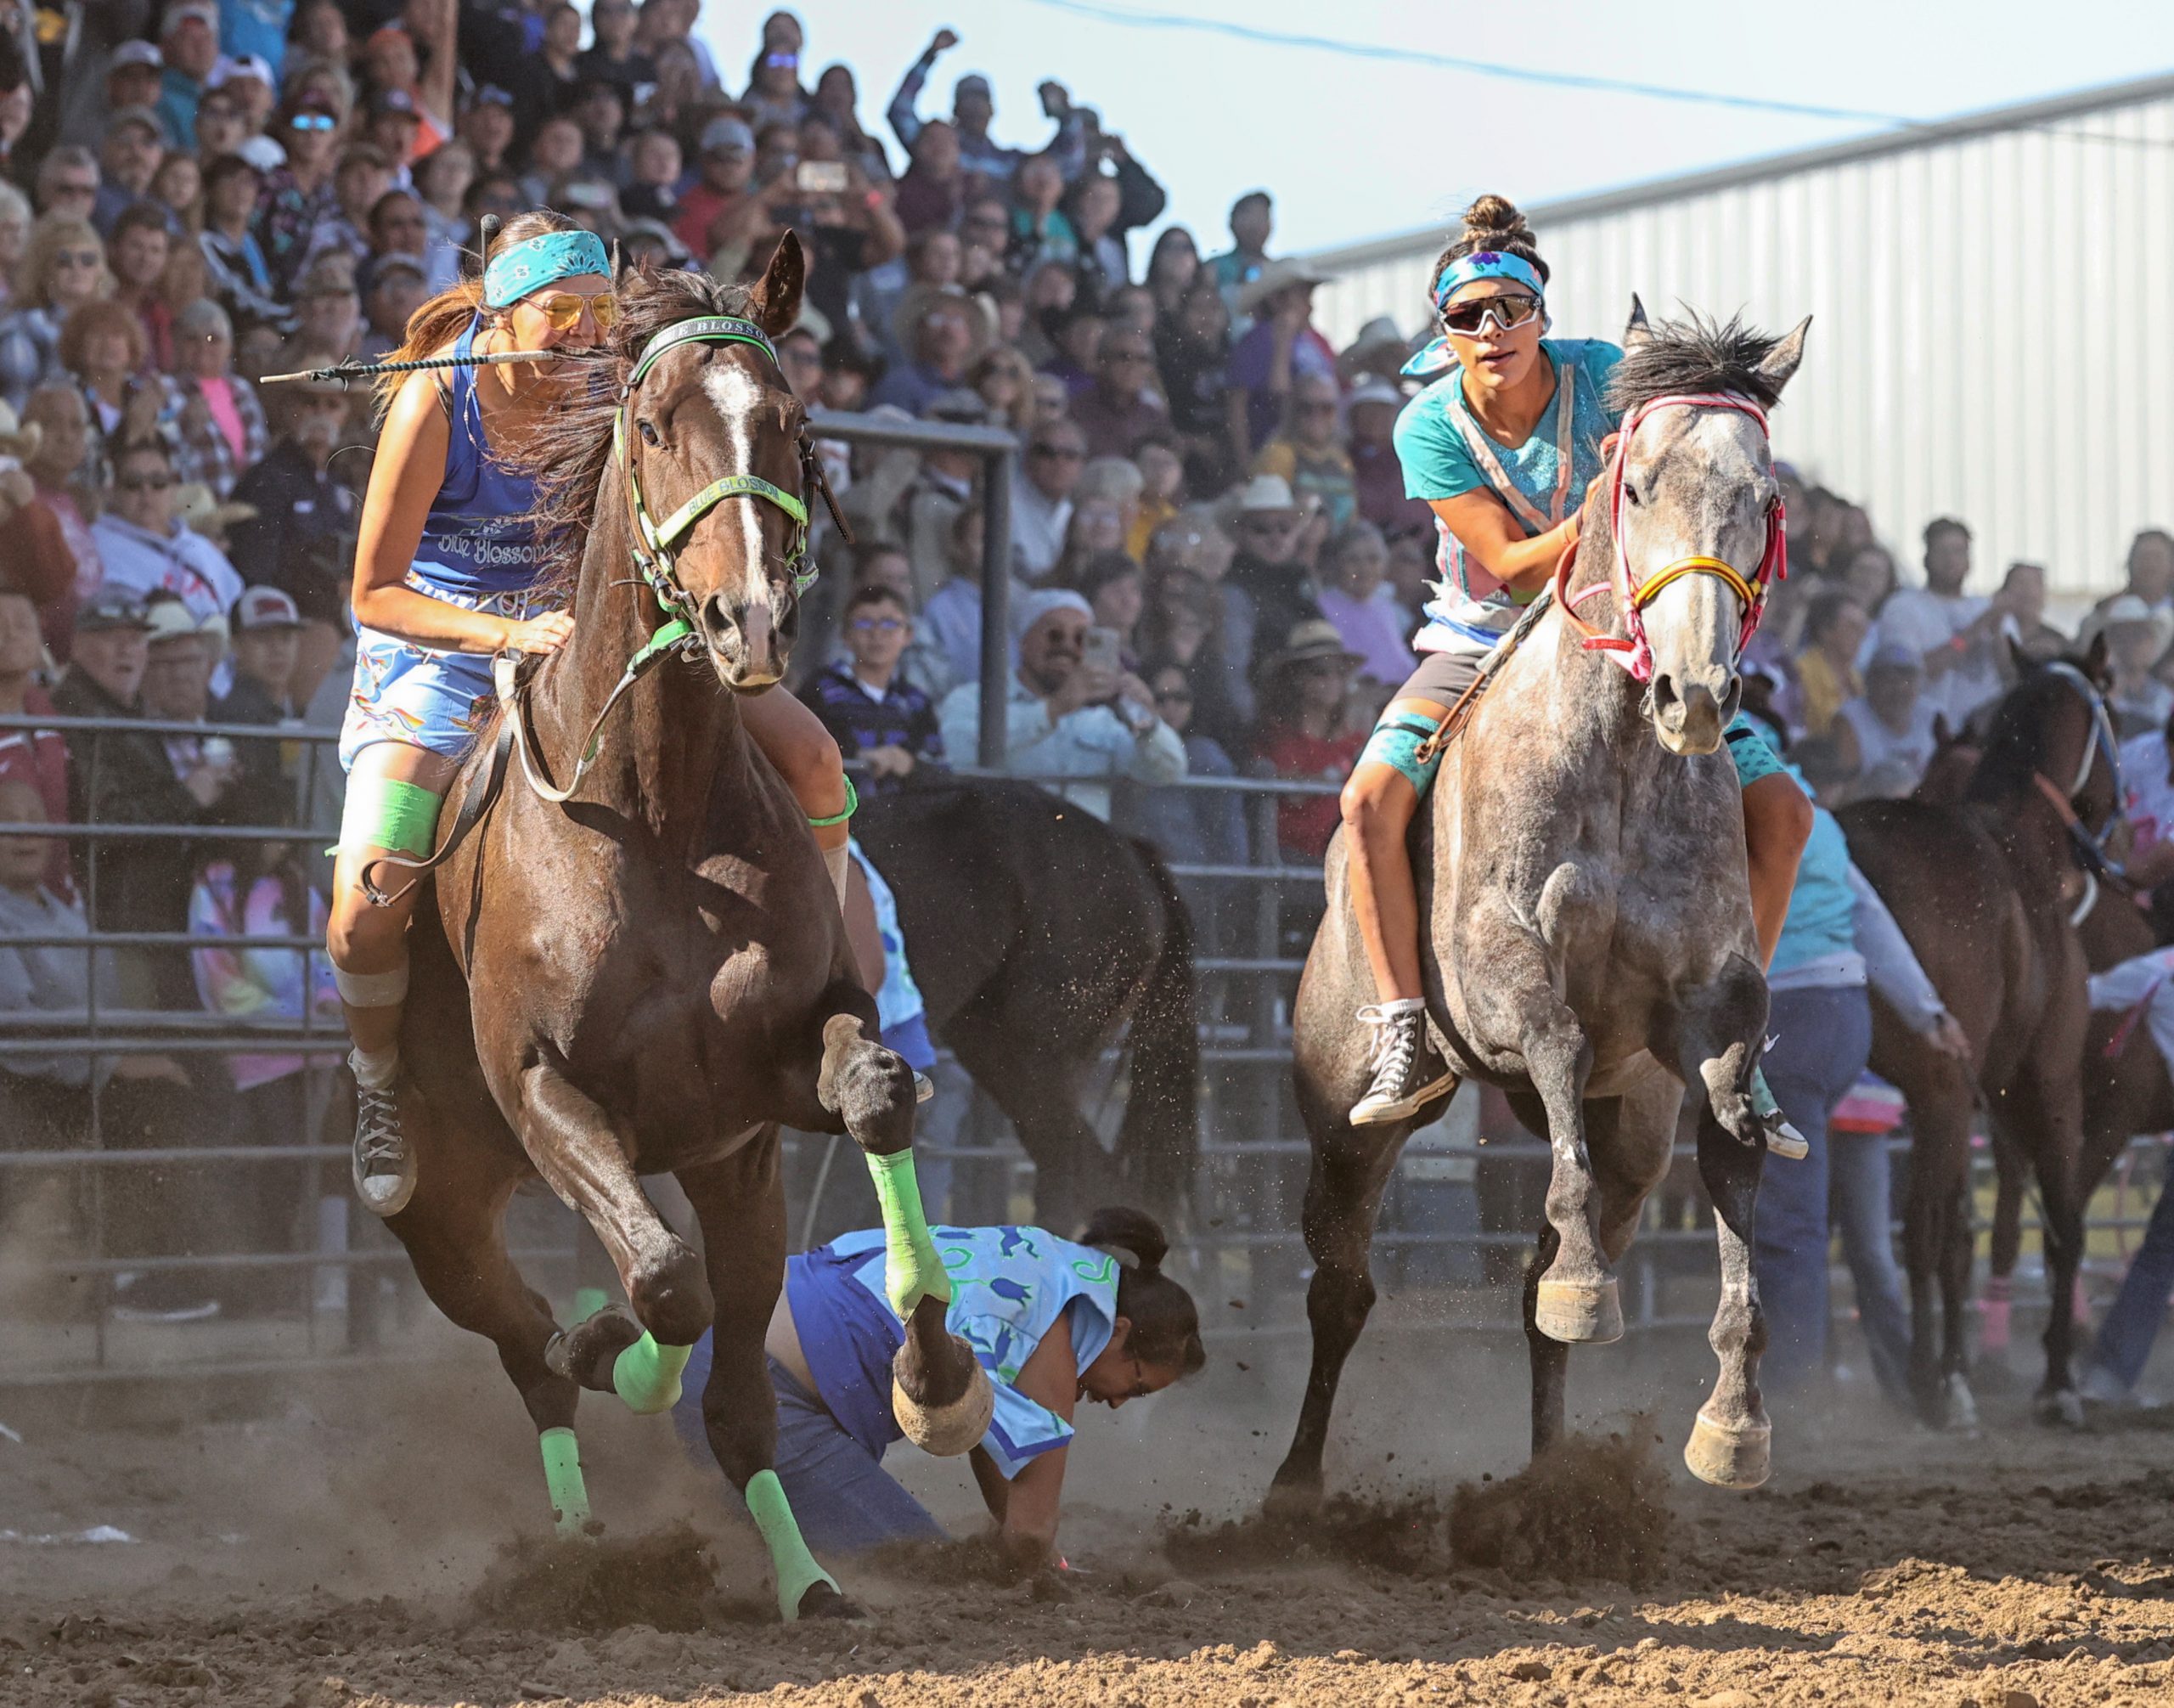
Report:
937,588,1185,820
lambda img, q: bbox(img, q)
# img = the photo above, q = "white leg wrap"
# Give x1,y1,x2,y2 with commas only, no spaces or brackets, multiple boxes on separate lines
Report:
334,959,410,1009
349,1044,399,1091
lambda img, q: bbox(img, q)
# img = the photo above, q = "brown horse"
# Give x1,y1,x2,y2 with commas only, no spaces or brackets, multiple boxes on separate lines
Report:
1269,309,1811,1512
385,242,983,1618
1840,646,2117,1428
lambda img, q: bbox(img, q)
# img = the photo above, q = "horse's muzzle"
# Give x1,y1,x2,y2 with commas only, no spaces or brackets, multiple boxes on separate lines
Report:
701,589,795,691
1649,666,1741,755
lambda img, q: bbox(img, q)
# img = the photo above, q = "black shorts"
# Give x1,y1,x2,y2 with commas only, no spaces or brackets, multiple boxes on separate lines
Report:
1391,649,1484,708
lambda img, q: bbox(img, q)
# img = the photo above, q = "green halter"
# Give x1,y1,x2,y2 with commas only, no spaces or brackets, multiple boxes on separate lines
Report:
503,313,824,804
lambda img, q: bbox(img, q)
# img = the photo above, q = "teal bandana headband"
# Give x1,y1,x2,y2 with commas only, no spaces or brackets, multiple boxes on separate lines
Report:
483,230,612,308
1431,250,1545,312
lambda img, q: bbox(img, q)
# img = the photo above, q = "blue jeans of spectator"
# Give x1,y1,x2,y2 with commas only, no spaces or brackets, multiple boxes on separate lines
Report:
1828,1129,1913,1406
673,1339,949,1555
2087,1162,2174,1392
1753,985,1875,1395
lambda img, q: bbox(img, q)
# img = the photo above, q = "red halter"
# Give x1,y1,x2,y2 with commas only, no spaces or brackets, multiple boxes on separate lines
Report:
1555,391,1788,684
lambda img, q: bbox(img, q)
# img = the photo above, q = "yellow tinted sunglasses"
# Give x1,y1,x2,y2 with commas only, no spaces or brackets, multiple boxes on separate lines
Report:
531,290,619,331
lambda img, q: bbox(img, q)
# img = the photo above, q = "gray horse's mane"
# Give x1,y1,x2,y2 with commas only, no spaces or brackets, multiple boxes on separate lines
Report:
1604,312,1785,413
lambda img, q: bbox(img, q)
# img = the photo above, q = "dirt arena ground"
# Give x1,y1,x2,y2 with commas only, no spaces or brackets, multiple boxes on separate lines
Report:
0,1316,2168,1707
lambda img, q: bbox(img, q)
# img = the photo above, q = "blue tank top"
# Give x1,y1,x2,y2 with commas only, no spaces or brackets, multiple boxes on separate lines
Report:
409,318,548,601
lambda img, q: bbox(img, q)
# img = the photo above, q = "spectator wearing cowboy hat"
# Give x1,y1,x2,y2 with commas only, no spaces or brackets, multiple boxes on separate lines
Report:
870,287,990,418
2089,594,2174,741
937,587,1185,821
156,2,227,151
1338,315,1415,387
1226,256,1338,467
1223,473,1323,685
1252,617,1366,861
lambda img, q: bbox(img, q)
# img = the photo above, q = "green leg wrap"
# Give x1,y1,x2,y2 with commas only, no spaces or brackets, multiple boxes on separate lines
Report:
1749,1063,1781,1122
538,1426,592,1538
571,1285,611,1322
744,1468,839,1621
610,1331,693,1415
865,1147,949,1320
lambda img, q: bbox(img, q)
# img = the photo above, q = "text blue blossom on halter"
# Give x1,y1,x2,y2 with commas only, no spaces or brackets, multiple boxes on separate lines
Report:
482,230,612,308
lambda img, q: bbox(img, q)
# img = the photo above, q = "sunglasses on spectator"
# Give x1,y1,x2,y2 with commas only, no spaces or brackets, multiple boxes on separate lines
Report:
1440,294,1540,337
55,250,100,268
118,472,176,492
529,291,619,330
763,52,799,68
849,616,904,634
1030,442,1084,460
289,112,338,132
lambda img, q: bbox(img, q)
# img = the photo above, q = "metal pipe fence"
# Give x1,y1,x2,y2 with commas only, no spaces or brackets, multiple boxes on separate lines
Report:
3,703,2167,1392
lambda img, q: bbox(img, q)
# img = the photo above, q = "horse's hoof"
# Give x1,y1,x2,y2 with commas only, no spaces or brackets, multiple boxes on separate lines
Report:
1682,1406,1771,1490
1535,1276,1623,1344
2036,1387,2086,1429
545,1305,645,1392
892,1355,994,1456
792,1581,861,1621
1261,1472,1323,1524
1941,1372,1981,1434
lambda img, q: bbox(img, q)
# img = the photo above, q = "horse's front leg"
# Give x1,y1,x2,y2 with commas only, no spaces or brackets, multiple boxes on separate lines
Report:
510,1051,710,1416
811,993,989,1453
675,1135,851,1622
1467,923,1613,1344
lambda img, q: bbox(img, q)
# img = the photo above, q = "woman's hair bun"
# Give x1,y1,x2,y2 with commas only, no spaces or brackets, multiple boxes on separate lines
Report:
1078,1205,1169,1273
1461,194,1534,249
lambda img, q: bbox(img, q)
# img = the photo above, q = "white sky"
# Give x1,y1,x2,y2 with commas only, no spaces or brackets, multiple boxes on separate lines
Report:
697,0,2174,256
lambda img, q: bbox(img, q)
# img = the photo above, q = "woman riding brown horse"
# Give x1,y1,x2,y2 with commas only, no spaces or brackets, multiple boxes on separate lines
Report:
383,240,983,1620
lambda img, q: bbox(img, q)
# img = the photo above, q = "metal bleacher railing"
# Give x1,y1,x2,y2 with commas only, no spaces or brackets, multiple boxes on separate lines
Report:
3,707,2163,1394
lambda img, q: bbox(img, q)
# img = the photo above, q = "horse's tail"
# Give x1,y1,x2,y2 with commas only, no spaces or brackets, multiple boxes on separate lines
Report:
1116,838,1200,1218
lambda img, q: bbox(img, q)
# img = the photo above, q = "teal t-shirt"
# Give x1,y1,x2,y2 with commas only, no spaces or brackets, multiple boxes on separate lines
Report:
1393,338,1624,654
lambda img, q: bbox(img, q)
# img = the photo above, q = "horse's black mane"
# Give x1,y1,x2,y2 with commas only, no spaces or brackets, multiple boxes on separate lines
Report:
513,265,757,597
1603,311,1784,414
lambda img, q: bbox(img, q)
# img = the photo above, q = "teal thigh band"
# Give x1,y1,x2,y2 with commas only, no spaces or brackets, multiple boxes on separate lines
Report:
1359,712,1449,797
336,774,444,858
1723,712,1784,792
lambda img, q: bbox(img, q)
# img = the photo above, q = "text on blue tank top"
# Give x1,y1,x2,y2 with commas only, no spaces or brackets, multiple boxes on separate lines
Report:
410,318,548,601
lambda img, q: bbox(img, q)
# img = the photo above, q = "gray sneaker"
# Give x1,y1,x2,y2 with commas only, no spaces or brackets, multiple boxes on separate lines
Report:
1351,1003,1457,1126
352,1079,418,1218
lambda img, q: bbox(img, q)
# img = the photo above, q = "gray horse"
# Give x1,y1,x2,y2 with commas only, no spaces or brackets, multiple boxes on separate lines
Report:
1268,307,1811,1508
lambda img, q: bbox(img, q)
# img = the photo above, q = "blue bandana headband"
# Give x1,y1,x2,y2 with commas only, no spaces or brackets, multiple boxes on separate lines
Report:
482,230,612,308
1431,250,1545,312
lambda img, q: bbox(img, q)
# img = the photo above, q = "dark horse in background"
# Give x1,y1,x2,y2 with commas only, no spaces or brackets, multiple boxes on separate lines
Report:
387,241,982,1620
852,777,1198,1232
1906,676,2172,1384
1270,307,1811,1511
1842,645,2120,1429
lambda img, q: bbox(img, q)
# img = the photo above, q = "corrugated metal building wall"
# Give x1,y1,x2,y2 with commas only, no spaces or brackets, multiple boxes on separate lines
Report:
1307,75,2174,600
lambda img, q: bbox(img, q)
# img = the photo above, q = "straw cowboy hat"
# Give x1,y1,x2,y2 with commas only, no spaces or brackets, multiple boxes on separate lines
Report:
176,481,259,543
1236,256,1333,318
1338,314,1414,380
0,400,42,461
1260,617,1365,679
2087,592,2174,656
143,595,230,659
889,284,996,361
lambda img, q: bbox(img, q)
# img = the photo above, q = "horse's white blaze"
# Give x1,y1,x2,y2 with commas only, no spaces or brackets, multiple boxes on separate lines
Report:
701,361,770,612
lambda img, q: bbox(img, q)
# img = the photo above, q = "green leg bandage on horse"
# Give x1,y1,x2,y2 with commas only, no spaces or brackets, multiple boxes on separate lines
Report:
611,1332,694,1413
538,1427,592,1537
865,1147,950,1319
745,1468,840,1621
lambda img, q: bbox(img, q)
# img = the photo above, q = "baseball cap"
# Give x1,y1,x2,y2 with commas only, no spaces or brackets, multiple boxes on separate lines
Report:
234,586,304,632
955,74,993,99
474,84,514,109
699,116,755,156
110,41,163,71
107,105,165,140
925,388,992,426
368,88,419,121
209,54,276,92
144,597,226,651
162,1,219,33
76,594,153,634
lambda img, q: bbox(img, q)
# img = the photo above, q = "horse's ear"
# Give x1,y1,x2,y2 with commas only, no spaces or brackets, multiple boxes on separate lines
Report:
2085,629,2111,686
1755,315,1812,394
746,230,806,340
1932,712,1954,748
2007,636,2033,678
1623,294,1653,347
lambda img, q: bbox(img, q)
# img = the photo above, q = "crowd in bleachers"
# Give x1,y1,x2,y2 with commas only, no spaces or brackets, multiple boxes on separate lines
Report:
0,2,2169,1323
